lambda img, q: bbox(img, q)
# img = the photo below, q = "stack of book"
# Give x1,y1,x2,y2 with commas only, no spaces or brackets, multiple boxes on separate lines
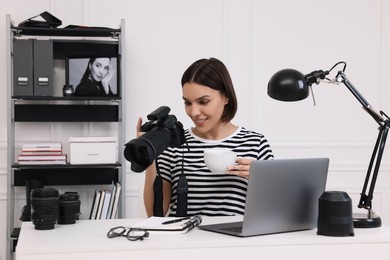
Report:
17,142,67,165
90,182,122,220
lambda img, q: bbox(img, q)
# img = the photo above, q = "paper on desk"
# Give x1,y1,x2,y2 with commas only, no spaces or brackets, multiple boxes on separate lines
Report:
132,217,189,233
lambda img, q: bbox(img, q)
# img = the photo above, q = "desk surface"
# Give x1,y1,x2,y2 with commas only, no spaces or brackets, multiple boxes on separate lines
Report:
16,216,390,260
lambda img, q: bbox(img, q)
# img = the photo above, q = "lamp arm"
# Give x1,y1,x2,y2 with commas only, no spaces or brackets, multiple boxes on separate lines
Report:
336,71,390,212
336,71,385,124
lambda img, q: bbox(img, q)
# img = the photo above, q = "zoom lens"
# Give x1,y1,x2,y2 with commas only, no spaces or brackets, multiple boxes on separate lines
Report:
124,127,172,172
30,188,59,230
58,192,81,224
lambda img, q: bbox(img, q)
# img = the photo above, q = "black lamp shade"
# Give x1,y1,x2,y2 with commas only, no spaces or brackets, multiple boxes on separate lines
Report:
267,69,309,101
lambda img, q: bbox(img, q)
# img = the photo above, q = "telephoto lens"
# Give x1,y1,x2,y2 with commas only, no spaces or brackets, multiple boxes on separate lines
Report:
30,188,59,230
58,192,81,225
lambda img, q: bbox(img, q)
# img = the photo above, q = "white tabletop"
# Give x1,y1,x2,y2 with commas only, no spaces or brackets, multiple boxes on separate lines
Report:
15,216,390,260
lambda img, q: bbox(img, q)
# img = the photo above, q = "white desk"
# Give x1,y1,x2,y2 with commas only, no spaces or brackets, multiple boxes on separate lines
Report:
15,216,390,260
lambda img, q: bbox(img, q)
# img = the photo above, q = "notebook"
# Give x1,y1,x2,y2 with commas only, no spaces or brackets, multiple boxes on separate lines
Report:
198,158,329,237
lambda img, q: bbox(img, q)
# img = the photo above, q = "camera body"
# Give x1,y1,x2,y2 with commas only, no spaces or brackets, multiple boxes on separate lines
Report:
124,106,185,172
140,106,184,147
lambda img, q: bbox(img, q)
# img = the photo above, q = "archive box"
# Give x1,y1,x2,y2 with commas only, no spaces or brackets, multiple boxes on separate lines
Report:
69,137,117,164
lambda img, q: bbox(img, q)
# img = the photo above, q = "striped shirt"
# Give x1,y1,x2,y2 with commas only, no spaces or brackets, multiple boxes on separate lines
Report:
157,126,274,216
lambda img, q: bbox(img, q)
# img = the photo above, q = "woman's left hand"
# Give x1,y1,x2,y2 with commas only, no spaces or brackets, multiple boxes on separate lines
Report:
226,157,254,178
102,65,115,94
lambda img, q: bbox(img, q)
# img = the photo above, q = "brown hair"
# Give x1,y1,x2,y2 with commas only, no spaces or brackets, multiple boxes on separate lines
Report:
181,57,238,122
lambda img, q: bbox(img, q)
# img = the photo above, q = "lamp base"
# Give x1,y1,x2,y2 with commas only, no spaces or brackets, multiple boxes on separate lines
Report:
353,213,381,228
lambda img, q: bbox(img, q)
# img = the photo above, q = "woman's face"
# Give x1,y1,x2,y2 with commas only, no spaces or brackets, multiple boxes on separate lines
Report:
89,58,111,82
182,82,228,139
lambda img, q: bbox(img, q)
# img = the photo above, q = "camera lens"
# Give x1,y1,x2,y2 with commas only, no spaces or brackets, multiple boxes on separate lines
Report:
30,188,59,230
58,192,81,225
124,127,172,172
20,179,43,221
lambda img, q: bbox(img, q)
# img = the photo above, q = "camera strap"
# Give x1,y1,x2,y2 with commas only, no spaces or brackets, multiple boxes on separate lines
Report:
153,167,188,217
153,162,164,217
176,172,188,217
176,150,188,217
153,144,190,217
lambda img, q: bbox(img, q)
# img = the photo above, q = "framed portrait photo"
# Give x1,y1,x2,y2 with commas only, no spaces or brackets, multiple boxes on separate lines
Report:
66,56,119,97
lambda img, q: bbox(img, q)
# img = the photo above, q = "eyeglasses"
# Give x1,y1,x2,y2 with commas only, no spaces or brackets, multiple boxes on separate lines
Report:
107,226,149,241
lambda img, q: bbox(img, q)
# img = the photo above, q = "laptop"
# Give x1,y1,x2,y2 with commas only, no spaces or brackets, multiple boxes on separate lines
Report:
198,158,329,237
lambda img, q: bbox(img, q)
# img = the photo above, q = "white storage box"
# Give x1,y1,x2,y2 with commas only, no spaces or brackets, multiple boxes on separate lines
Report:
69,137,117,164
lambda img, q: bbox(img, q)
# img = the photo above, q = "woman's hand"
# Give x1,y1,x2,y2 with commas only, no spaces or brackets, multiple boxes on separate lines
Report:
102,65,115,94
226,157,254,178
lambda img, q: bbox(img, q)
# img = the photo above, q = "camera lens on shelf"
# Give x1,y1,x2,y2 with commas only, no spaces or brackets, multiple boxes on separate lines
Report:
58,192,81,225
62,84,74,97
20,179,44,222
30,188,59,230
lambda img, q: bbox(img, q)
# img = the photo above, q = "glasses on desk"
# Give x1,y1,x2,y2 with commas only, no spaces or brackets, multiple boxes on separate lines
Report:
107,226,149,241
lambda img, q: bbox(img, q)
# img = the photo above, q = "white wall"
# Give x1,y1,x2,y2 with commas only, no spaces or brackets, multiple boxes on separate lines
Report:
1,0,390,259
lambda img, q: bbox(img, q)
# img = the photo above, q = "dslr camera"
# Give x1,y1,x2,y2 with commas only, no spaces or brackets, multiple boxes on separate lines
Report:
124,106,185,172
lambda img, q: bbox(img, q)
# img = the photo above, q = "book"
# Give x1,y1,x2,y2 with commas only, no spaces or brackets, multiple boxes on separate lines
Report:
100,189,112,219
22,142,62,152
110,182,121,219
106,182,117,219
21,151,63,155
89,190,101,220
18,155,67,161
22,142,62,149
22,148,62,152
95,190,106,219
17,160,67,165
132,215,203,233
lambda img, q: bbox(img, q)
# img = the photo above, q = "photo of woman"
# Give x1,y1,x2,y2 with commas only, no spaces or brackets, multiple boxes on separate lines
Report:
69,57,118,97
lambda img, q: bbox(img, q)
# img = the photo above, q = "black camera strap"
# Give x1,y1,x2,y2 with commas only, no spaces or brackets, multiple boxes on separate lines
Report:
153,143,190,217
153,162,164,217
153,159,188,217
176,172,188,217
176,148,188,217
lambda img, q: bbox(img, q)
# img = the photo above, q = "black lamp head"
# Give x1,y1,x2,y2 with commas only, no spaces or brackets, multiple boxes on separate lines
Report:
268,68,329,102
267,69,309,101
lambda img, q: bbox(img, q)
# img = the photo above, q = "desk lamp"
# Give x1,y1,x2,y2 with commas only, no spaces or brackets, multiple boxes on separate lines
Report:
267,61,390,228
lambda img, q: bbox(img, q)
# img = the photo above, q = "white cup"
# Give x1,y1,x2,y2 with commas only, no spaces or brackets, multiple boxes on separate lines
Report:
204,148,237,174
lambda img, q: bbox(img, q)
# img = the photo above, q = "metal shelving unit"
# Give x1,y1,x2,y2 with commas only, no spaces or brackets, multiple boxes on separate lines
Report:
6,14,126,260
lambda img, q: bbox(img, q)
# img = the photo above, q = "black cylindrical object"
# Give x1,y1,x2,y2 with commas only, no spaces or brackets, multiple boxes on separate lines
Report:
20,179,44,221
58,192,81,224
30,188,59,230
124,126,173,172
317,191,354,236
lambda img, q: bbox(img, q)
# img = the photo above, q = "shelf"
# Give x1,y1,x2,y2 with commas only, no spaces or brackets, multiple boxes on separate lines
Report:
12,96,121,101
11,26,120,37
6,16,126,260
13,163,121,186
14,104,119,122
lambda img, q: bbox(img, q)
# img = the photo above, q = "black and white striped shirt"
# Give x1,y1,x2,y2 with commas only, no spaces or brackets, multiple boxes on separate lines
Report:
157,126,274,216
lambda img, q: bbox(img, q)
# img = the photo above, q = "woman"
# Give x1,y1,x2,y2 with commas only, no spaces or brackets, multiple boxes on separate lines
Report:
138,57,274,217
74,57,115,96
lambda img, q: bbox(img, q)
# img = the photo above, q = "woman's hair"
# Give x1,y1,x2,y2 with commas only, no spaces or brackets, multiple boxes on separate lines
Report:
181,57,238,122
80,57,111,83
